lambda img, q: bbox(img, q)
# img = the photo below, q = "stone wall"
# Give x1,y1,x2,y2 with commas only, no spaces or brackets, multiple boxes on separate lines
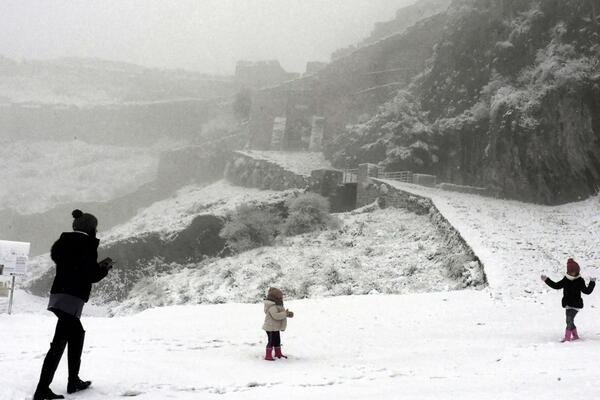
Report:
357,178,433,215
225,152,313,191
225,152,357,212
438,183,493,196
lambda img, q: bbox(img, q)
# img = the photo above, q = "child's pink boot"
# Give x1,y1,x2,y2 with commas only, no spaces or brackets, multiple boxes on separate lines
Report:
265,347,275,361
561,329,572,342
571,328,580,340
274,346,287,359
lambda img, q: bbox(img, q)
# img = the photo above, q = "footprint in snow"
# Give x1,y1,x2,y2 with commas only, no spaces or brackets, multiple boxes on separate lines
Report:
121,390,143,397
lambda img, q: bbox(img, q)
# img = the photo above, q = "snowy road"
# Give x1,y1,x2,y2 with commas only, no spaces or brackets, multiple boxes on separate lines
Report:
3,291,600,400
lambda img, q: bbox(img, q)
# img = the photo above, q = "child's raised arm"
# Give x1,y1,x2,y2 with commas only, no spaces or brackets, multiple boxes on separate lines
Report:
541,275,564,289
581,278,596,295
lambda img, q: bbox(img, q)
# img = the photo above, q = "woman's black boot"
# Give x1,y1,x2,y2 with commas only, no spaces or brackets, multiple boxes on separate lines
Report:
33,340,67,400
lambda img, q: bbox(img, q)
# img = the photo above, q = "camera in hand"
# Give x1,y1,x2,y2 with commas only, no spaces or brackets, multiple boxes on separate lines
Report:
100,257,114,270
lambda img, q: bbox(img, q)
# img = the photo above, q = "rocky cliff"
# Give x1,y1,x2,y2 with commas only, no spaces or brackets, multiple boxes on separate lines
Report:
361,0,451,45
330,0,600,204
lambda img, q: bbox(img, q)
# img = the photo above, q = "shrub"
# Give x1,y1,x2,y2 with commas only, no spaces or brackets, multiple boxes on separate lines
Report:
445,254,471,280
220,204,283,253
324,266,343,290
283,193,337,236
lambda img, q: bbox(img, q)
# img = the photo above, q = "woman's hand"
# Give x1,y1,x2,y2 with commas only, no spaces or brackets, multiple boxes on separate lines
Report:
591,277,596,282
540,274,547,282
286,310,294,318
99,257,114,271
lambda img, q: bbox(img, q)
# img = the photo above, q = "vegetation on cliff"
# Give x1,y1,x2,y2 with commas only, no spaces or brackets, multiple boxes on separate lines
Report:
329,0,600,204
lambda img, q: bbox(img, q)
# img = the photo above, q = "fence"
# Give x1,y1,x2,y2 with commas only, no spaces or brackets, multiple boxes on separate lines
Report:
343,168,413,184
380,171,413,183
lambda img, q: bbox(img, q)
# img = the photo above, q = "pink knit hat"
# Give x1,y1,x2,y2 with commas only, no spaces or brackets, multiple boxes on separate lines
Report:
566,258,580,276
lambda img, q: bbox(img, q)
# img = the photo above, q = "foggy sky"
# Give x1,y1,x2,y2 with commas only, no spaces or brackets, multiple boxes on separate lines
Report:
0,0,416,74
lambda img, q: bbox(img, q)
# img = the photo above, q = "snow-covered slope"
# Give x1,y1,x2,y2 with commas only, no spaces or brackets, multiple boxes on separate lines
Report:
112,207,483,314
101,180,300,244
3,291,600,400
381,180,600,298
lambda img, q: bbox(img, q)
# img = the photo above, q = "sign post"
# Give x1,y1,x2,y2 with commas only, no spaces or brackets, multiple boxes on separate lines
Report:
7,275,16,315
0,240,31,315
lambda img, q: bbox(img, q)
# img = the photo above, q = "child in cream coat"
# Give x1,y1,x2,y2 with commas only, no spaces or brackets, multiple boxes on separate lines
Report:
262,287,294,360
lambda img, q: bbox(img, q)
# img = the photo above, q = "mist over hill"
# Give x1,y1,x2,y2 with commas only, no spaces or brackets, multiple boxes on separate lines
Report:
0,56,234,105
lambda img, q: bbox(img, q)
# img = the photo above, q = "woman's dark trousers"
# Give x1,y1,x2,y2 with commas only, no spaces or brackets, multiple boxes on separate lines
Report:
36,310,85,391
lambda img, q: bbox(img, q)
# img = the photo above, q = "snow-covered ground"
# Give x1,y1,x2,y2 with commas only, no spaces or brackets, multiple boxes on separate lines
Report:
3,290,600,400
0,140,164,214
380,180,600,298
4,153,600,399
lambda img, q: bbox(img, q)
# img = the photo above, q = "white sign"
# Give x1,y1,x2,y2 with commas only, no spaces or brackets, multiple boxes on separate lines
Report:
0,240,30,276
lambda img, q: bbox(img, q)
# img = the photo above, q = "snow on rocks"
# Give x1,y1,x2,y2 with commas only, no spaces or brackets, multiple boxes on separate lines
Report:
101,180,300,244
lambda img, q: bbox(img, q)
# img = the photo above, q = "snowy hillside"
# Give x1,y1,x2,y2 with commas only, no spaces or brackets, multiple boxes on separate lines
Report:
112,207,483,314
101,180,301,244
0,140,165,214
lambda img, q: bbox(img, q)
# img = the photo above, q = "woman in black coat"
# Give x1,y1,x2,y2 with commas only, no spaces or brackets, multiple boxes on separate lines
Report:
33,210,113,400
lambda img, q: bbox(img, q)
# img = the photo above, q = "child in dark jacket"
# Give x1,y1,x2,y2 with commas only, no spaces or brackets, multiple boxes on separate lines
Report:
541,258,596,342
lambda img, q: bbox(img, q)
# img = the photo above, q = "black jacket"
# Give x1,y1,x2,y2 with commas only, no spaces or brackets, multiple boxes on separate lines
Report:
50,232,108,302
544,276,595,309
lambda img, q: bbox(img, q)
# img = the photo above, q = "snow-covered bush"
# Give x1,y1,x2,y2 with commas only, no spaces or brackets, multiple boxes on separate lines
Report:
283,193,339,236
444,254,472,281
327,90,437,171
220,204,283,253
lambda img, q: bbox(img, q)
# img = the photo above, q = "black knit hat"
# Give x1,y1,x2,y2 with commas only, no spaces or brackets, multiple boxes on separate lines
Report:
72,209,98,235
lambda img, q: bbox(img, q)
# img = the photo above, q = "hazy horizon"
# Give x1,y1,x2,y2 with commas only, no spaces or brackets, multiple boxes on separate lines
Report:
0,0,417,75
